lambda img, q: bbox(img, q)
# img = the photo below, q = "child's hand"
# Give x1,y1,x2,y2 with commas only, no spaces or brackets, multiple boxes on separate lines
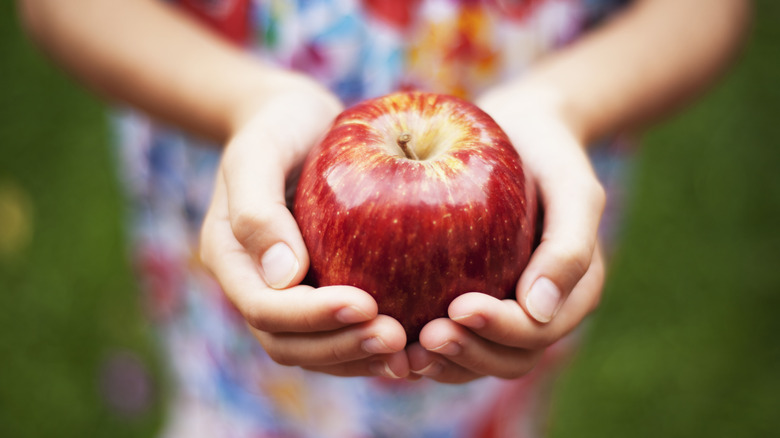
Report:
200,83,410,379
408,85,606,383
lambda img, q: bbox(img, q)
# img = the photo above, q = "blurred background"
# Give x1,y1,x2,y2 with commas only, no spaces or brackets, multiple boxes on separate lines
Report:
1,1,778,437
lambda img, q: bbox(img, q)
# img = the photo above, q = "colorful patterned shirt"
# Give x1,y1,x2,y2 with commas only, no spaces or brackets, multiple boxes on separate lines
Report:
113,1,632,436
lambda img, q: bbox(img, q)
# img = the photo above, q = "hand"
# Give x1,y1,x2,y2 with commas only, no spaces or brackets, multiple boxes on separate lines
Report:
200,80,409,379
407,84,606,383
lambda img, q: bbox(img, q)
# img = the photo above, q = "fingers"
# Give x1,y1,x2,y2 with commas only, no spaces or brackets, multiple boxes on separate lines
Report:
201,175,380,333
409,247,604,382
411,321,545,383
202,181,409,375
407,342,481,384
253,315,407,367
450,246,604,350
304,350,411,379
201,162,410,377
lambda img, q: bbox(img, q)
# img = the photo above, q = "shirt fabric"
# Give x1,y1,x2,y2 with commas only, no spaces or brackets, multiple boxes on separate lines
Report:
113,1,632,436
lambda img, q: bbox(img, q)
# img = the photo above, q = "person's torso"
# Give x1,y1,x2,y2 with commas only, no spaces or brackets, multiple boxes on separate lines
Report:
115,2,633,437
177,0,631,103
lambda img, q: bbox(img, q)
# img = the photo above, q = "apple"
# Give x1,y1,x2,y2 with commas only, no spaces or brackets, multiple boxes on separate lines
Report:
293,91,536,341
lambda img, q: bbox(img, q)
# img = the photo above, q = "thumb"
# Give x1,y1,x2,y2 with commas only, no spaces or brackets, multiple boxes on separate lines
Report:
517,169,606,324
220,117,312,290
230,198,308,290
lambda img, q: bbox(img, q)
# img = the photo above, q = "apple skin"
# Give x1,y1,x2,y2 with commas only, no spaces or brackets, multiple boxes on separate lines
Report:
293,91,536,342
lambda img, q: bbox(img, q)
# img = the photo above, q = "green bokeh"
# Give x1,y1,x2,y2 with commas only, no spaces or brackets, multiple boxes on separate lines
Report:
0,3,163,438
551,3,780,437
1,2,779,437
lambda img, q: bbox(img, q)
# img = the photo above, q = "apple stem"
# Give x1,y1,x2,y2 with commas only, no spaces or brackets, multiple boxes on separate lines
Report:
397,133,419,160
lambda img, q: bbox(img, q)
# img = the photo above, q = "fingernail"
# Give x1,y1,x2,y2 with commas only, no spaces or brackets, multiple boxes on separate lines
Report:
451,313,486,329
411,361,443,377
526,277,562,323
361,337,393,354
260,242,299,289
428,341,462,356
335,306,372,324
369,361,401,379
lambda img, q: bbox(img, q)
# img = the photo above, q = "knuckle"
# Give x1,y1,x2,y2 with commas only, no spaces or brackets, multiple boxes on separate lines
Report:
328,342,351,364
461,354,489,375
589,294,602,313
253,331,297,366
492,355,537,380
493,319,521,347
590,180,607,211
265,346,297,367
231,207,275,246
486,352,537,380
298,306,320,332
198,219,216,268
495,367,527,380
244,305,275,334
525,331,558,350
198,240,212,270
502,353,543,380
552,244,592,280
587,262,606,313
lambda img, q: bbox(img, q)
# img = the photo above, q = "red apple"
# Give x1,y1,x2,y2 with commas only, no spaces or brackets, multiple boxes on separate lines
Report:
293,91,536,341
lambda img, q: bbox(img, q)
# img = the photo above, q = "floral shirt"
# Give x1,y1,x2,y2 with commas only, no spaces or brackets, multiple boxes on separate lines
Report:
114,1,632,437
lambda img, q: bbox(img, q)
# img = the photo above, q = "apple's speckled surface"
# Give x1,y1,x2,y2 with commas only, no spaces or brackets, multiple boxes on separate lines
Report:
294,92,536,341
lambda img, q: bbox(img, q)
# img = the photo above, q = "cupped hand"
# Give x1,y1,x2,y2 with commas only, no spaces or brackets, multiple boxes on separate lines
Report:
200,80,409,379
408,84,607,383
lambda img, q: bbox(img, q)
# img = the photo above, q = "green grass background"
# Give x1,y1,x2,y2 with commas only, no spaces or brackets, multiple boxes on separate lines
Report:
1,2,778,437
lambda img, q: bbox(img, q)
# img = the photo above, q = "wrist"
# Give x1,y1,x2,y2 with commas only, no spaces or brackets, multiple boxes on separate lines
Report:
227,68,341,137
477,78,593,146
